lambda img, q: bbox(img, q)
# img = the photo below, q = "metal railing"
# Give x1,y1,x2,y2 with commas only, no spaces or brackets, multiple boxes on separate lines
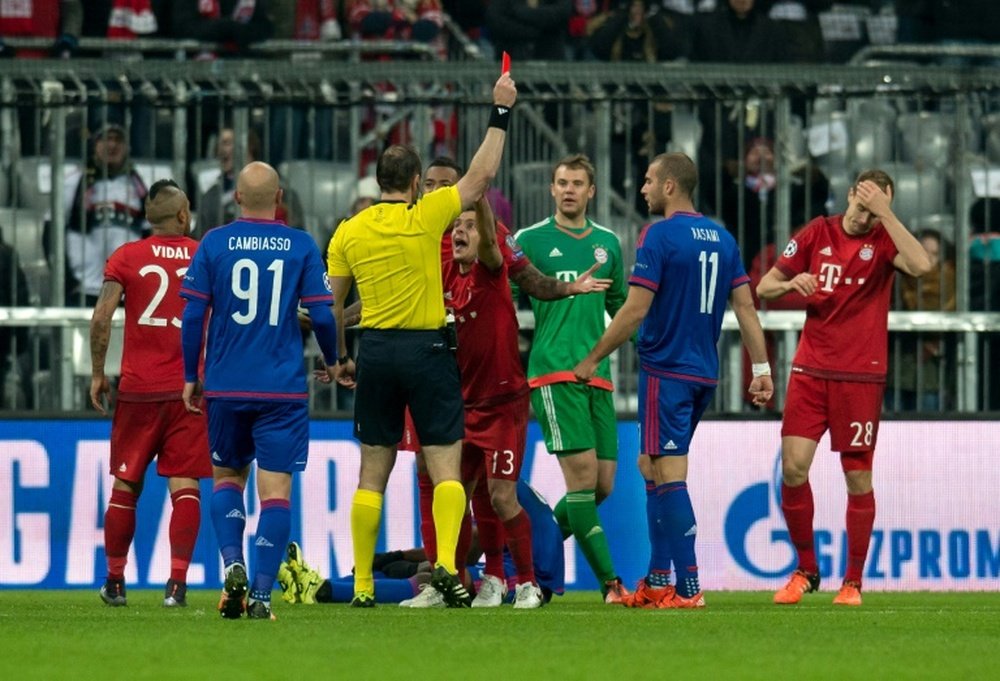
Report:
3,60,1000,413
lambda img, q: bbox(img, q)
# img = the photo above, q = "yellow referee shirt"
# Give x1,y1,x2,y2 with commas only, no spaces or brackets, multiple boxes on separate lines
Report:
328,185,461,330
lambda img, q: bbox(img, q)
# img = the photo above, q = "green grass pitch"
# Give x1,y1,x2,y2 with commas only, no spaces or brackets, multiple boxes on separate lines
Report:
2,591,998,680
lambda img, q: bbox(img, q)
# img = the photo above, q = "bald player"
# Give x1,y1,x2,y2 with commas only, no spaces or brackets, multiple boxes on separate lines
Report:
181,162,339,621
91,179,211,609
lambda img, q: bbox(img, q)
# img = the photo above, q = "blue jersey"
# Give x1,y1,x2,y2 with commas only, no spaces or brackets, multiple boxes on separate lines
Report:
629,212,749,385
180,218,333,400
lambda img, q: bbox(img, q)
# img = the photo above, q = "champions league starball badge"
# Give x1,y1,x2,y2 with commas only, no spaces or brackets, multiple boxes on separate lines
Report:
859,245,874,261
594,247,608,264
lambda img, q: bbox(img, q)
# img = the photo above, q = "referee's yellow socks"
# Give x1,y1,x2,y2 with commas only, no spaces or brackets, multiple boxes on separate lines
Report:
432,480,466,574
351,488,383,596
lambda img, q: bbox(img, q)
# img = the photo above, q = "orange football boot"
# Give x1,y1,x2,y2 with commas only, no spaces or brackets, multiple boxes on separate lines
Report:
621,579,675,608
773,569,821,605
833,580,863,606
603,577,631,604
656,591,706,609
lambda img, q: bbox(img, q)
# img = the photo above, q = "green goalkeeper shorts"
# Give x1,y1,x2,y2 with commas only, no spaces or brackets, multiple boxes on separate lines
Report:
530,382,618,460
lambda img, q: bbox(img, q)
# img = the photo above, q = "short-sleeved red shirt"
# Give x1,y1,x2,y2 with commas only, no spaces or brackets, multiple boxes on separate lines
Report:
103,234,198,400
776,215,899,382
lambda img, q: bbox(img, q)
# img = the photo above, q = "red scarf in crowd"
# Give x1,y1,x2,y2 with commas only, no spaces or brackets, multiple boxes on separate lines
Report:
294,0,338,40
0,0,59,38
107,0,157,39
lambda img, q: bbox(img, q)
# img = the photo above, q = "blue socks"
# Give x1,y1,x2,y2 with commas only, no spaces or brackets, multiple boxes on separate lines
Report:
645,479,672,588
211,482,246,569
250,499,291,603
657,481,700,598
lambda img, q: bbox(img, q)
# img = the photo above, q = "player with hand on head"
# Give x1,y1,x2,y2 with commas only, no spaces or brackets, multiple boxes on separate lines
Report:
180,162,339,621
91,179,211,609
757,170,931,606
575,152,773,609
514,154,630,603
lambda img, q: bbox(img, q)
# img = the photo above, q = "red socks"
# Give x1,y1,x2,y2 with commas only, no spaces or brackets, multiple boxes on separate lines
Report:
845,491,876,585
472,482,505,579
781,481,818,575
104,489,138,580
502,509,535,585
169,488,202,584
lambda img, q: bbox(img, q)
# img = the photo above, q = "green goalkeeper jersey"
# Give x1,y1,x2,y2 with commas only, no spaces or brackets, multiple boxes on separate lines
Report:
514,216,627,391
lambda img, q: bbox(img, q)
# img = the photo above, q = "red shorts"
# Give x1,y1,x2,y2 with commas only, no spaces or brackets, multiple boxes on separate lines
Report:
110,399,212,483
781,373,885,453
460,394,529,483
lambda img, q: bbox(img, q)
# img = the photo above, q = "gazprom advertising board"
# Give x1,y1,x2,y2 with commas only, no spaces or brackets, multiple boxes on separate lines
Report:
1,419,997,591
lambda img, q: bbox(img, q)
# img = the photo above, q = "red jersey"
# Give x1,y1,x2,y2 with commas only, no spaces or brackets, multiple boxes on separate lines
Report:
776,215,899,382
103,234,198,400
442,257,529,409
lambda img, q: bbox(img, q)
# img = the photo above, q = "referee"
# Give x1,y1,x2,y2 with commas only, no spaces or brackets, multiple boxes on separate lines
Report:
327,73,518,608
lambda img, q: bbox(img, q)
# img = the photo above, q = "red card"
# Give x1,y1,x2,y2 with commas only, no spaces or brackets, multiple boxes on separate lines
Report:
501,51,511,75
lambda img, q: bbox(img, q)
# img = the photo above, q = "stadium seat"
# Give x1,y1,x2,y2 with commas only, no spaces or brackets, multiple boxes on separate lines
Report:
878,162,946,226
897,112,973,170
668,104,703,166
0,207,50,304
847,100,896,170
13,157,83,217
131,159,175,189
511,161,554,230
279,160,357,242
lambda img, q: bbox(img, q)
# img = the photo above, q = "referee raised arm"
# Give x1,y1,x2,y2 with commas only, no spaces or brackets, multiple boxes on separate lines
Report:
325,73,517,608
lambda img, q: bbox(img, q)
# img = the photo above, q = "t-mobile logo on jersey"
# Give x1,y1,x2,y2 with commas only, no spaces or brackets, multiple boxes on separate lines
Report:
818,262,843,292
555,270,578,282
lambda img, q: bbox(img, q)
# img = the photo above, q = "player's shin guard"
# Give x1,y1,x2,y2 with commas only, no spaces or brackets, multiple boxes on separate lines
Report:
432,480,466,574
168,488,201,583
211,482,246,568
472,481,505,578
566,489,616,584
780,481,819,575
552,496,573,539
657,482,700,598
250,499,291,603
417,470,437,564
351,489,384,596
105,489,138,580
646,479,672,587
845,491,876,585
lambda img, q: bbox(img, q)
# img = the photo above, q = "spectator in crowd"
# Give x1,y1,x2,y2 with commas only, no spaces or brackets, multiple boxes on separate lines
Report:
58,122,148,307
195,127,304,237
968,197,1000,410
81,0,161,42
270,0,341,41
0,0,81,58
888,228,955,411
690,1,788,213
267,0,342,166
487,0,572,61
589,0,688,61
171,0,273,55
345,1,443,43
0,234,30,409
590,0,687,210
767,1,832,63
720,137,830,272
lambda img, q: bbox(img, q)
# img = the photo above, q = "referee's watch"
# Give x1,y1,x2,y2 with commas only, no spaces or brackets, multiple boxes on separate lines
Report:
337,355,351,366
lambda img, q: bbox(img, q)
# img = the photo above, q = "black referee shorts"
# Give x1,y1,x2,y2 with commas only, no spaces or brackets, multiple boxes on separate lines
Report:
353,328,464,447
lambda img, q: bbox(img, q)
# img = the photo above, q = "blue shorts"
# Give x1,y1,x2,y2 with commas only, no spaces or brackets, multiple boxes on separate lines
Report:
638,369,715,457
206,399,309,473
